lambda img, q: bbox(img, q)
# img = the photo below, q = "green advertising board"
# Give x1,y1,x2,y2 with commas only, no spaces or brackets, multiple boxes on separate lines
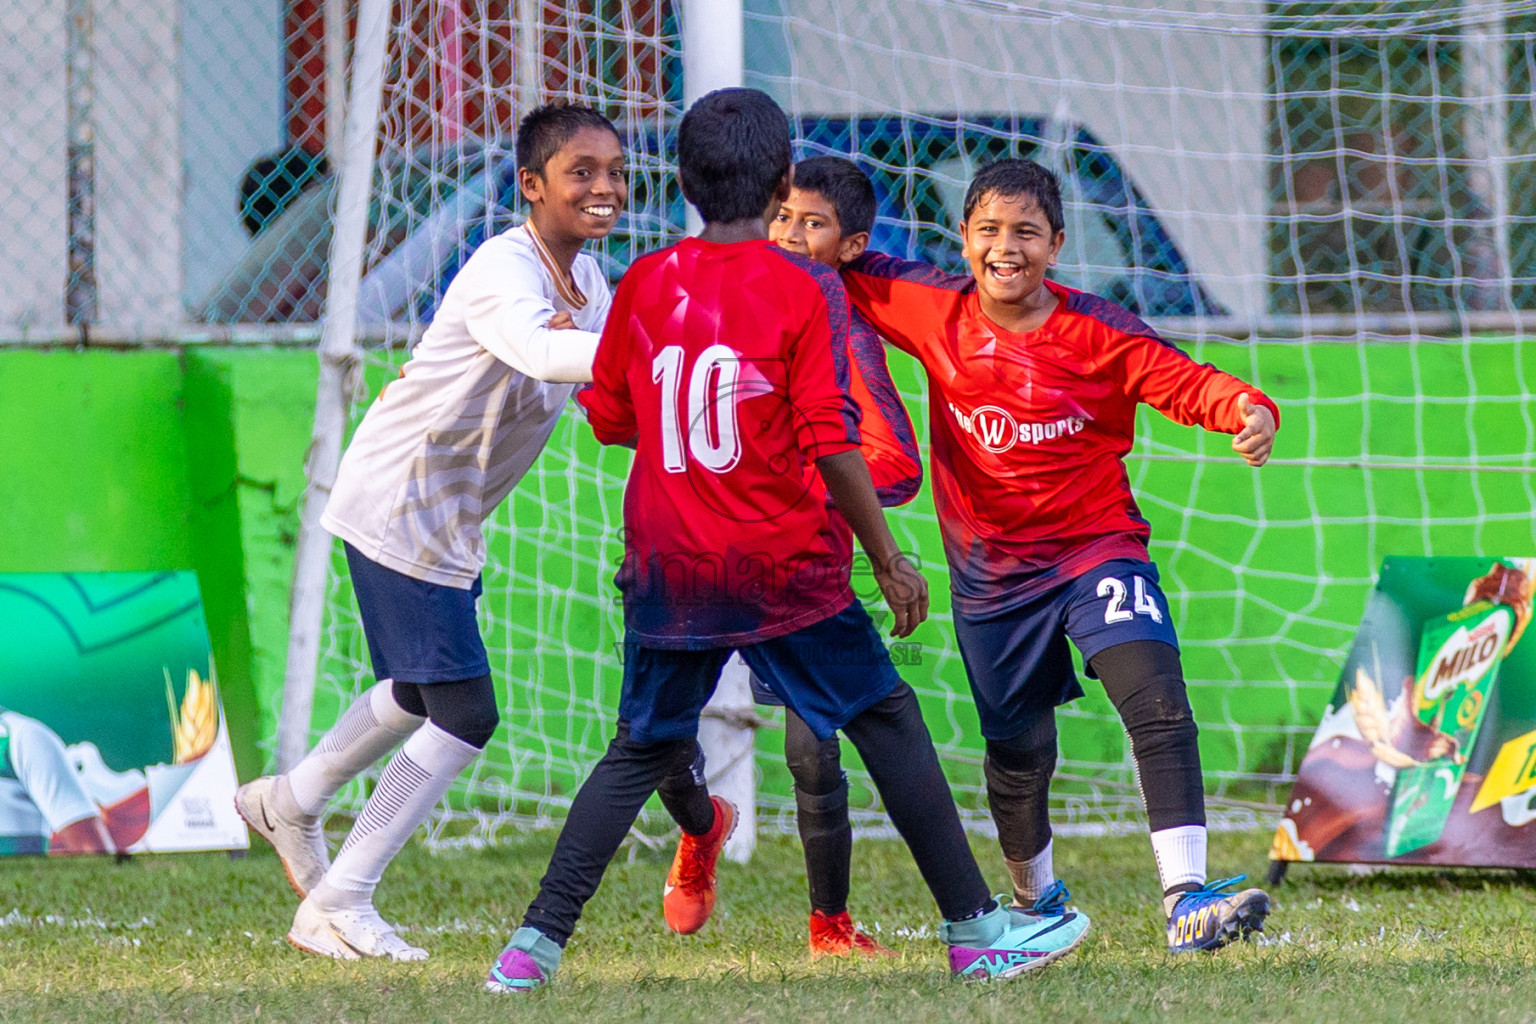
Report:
1273,557,1536,869
0,573,248,856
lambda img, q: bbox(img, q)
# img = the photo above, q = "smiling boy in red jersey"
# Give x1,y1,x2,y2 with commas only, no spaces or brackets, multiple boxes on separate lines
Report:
841,158,1279,953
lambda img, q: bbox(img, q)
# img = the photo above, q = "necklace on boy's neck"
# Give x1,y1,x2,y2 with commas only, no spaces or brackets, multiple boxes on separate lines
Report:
524,219,588,311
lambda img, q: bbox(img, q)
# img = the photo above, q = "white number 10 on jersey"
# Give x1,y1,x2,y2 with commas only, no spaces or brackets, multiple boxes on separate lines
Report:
652,344,745,474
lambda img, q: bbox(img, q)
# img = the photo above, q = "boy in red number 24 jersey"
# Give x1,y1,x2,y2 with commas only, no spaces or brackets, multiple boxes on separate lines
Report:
842,157,1279,953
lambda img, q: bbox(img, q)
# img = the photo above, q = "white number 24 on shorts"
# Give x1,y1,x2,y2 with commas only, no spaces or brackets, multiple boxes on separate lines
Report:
1097,575,1164,625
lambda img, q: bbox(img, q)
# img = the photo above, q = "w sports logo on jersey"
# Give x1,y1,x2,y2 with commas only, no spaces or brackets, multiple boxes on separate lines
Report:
948,402,1086,454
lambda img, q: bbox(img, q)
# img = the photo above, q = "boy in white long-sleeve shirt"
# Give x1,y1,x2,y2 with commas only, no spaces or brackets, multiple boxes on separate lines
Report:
235,103,628,961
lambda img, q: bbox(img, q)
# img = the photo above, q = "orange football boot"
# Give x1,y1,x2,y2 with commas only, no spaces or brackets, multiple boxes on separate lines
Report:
809,909,895,959
662,796,737,934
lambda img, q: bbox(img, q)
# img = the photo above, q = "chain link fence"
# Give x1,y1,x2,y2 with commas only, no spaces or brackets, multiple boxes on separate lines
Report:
7,2,1536,343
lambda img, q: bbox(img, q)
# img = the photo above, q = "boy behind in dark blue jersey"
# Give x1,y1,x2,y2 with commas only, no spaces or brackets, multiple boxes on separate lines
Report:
486,90,1089,993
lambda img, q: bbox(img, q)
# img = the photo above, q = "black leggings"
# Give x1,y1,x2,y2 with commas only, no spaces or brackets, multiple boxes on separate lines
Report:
656,740,717,836
985,640,1205,861
390,675,499,748
522,683,990,945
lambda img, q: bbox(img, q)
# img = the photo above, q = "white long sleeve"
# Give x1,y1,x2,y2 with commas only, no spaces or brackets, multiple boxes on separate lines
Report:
321,226,613,587
459,239,604,383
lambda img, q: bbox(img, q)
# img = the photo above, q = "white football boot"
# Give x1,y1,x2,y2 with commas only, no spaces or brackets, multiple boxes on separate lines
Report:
287,897,428,962
235,776,330,897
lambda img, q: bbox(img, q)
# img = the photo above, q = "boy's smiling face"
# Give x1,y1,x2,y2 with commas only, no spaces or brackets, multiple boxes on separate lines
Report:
770,187,868,267
959,190,1065,313
519,126,628,243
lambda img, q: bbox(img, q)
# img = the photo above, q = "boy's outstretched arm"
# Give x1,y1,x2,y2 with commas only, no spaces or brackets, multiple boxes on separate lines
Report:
817,448,929,638
844,312,923,506
1232,392,1276,467
1099,319,1281,467
462,245,608,383
839,251,971,357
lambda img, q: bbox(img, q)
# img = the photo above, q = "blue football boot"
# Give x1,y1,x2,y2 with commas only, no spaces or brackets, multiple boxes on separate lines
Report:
485,926,563,993
942,881,1090,980
1166,875,1270,953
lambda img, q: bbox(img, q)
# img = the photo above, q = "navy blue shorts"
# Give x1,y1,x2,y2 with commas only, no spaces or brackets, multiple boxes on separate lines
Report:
749,672,782,707
345,543,492,684
954,559,1179,741
619,600,901,744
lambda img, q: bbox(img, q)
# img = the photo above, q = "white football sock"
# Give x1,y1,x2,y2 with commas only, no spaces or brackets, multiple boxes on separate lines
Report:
312,722,479,909
285,681,425,817
1004,838,1055,905
1151,824,1207,915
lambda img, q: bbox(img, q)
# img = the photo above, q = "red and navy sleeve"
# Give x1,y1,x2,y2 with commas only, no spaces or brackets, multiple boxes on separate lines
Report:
577,267,640,446
768,248,862,461
839,250,972,357
1069,290,1281,433
847,308,922,506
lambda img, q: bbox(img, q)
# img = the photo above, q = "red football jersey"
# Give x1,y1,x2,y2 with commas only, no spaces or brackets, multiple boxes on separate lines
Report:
580,238,863,648
842,253,1281,616
818,307,922,508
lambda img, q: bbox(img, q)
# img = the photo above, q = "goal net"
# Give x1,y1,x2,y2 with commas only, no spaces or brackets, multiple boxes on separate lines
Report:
293,0,1536,845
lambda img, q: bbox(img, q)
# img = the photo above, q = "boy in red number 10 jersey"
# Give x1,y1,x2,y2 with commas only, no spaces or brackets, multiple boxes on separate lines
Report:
842,158,1279,953
657,155,923,958
486,91,1090,994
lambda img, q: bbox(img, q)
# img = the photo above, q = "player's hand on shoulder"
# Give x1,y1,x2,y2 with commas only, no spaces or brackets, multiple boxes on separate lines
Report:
874,554,929,638
546,311,576,330
1232,392,1276,468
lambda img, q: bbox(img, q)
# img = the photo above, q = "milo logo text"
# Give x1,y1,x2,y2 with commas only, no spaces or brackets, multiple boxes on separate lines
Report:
1418,609,1512,708
948,402,1086,454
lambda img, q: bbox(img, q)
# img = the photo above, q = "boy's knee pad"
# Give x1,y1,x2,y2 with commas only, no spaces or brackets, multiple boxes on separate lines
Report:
794,774,849,815
983,715,1058,777
784,733,844,797
656,741,707,793
420,675,500,748
389,678,428,719
1119,674,1197,734
1113,671,1198,754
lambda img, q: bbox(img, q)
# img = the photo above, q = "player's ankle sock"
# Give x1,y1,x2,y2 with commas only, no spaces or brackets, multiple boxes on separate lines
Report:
937,898,1004,946
506,925,565,977
1150,824,1207,916
269,774,310,824
314,722,479,907
1004,838,1055,905
1162,882,1203,918
287,681,426,816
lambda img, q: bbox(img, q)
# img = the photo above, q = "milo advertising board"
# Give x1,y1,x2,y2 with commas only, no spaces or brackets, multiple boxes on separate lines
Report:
0,572,248,856
1272,557,1536,869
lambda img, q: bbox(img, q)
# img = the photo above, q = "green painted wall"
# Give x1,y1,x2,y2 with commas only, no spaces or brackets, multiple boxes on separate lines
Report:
0,348,319,781
182,349,319,774
0,351,193,571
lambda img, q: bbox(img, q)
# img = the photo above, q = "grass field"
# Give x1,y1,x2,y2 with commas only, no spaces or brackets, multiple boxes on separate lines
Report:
3,827,1535,1023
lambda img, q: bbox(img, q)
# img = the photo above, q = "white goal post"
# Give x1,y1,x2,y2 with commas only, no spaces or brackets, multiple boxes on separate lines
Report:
277,0,394,772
